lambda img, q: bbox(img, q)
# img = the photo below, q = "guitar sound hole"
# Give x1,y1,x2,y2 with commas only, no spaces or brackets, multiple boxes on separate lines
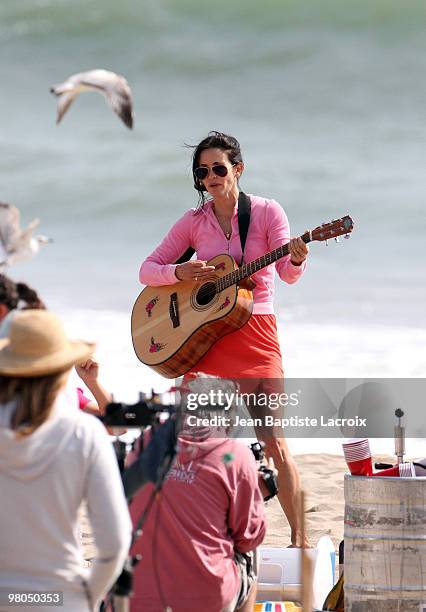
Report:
196,282,217,306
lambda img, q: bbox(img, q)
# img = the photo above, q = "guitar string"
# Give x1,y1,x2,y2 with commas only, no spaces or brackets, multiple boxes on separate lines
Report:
195,223,349,300
194,224,348,301
189,218,350,300
195,243,291,302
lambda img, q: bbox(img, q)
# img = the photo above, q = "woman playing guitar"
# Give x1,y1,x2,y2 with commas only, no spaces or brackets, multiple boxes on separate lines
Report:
139,131,309,547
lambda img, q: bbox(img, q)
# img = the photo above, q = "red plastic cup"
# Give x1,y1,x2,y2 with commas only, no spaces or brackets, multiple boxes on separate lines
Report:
372,462,416,477
342,438,373,476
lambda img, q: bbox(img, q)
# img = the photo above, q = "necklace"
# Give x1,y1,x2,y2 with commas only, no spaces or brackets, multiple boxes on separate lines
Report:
213,204,233,240
215,213,232,239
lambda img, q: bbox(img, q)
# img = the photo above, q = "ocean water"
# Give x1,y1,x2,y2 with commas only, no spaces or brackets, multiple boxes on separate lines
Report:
1,1,425,454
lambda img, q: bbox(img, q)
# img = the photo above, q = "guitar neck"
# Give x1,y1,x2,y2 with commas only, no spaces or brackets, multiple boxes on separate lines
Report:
217,231,312,292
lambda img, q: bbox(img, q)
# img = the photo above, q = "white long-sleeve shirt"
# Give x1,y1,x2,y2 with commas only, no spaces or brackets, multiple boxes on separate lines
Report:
0,388,132,612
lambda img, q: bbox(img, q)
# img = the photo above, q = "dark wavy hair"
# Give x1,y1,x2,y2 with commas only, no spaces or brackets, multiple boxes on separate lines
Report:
187,131,244,208
0,274,45,311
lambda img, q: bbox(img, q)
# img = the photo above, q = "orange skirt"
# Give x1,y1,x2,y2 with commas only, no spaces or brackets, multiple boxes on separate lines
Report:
187,314,284,379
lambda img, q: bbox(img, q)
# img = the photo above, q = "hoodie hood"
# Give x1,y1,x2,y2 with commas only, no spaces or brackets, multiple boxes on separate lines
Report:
0,385,80,481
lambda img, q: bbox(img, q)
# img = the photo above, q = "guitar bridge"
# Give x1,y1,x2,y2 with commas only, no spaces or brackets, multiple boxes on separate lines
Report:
169,292,180,328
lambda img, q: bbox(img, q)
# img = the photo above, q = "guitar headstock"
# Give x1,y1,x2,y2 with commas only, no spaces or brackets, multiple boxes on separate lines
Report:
310,215,354,242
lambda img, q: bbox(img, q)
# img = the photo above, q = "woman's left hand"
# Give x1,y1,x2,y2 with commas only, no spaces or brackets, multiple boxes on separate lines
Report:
289,237,309,265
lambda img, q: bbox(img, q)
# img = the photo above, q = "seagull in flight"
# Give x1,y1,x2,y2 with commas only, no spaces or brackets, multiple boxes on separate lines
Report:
50,69,134,129
0,202,51,271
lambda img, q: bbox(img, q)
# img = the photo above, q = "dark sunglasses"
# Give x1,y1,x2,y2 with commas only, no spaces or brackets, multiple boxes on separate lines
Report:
194,164,234,181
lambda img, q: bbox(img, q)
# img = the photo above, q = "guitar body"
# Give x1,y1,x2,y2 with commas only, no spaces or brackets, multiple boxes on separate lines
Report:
131,254,253,378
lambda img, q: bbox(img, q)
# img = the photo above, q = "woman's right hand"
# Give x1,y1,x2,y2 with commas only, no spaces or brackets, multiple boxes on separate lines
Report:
175,260,216,281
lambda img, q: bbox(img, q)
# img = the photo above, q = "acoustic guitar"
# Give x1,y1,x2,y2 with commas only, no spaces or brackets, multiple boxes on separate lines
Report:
131,215,354,378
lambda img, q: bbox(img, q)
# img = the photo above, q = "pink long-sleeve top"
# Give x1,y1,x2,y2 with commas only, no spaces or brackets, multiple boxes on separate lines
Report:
139,194,306,315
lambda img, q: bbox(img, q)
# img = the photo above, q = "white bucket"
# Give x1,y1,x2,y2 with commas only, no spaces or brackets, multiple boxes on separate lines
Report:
258,535,336,610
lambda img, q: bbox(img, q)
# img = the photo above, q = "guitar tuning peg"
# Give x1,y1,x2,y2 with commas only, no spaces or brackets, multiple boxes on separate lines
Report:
334,237,340,243
344,234,351,239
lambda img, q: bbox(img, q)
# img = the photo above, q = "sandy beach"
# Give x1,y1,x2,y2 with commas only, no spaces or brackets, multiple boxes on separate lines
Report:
264,453,347,550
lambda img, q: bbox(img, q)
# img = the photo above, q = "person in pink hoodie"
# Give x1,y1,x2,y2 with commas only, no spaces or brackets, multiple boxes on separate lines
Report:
128,375,267,612
139,131,309,547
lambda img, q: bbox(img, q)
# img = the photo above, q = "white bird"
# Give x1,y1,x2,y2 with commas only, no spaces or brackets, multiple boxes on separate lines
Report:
0,202,51,272
50,69,134,129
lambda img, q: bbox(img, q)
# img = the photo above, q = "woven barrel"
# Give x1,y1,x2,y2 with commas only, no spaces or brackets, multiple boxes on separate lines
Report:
344,475,426,611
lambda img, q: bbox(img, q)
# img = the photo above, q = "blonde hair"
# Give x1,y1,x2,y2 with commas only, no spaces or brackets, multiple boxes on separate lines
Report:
0,370,69,437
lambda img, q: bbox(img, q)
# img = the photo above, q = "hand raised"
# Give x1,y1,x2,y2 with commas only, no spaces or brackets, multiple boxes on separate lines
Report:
75,358,99,383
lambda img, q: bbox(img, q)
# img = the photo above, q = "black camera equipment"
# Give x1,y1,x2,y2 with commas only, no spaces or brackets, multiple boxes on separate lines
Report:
249,441,279,502
101,393,175,428
250,441,265,462
99,394,179,612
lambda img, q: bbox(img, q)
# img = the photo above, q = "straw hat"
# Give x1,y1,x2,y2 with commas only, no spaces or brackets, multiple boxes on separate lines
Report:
0,310,94,377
